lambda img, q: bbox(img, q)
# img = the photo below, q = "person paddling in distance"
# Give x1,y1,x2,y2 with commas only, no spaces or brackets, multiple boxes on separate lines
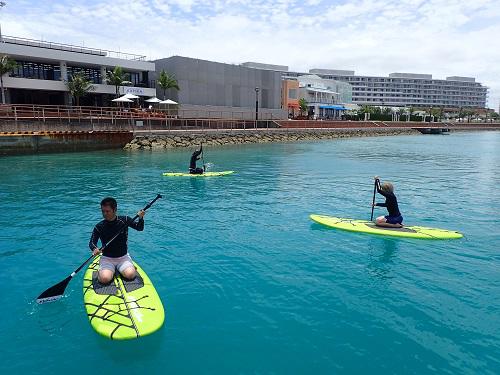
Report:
89,197,146,284
372,176,404,228
189,144,204,175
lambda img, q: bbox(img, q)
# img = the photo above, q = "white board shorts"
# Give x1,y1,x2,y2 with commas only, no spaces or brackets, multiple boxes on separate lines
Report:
99,254,134,274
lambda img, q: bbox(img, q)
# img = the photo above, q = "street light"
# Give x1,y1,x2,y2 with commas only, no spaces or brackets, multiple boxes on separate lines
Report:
255,87,259,122
0,2,5,43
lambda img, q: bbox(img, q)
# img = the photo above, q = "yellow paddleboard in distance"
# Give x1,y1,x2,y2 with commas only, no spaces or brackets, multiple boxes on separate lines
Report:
162,171,234,177
310,214,463,240
83,255,165,340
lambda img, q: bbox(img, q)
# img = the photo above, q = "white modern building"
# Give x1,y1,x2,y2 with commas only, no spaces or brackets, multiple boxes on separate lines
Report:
308,69,487,108
295,74,353,119
0,35,156,106
243,62,488,109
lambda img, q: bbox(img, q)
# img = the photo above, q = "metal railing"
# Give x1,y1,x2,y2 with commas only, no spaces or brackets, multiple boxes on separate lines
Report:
0,104,281,132
1,35,147,61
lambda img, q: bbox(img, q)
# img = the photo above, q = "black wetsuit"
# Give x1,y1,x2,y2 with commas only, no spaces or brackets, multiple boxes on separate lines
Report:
89,216,144,258
375,180,402,221
189,148,204,174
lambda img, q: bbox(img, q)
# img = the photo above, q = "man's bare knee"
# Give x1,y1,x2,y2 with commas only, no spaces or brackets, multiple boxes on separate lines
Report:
98,270,114,284
121,267,136,280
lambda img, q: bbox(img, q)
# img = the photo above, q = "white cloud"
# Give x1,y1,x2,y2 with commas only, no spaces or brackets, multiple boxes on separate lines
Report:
1,0,499,107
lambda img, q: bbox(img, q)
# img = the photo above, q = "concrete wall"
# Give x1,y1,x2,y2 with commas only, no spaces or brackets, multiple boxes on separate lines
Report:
154,56,286,119
178,104,285,120
0,131,134,156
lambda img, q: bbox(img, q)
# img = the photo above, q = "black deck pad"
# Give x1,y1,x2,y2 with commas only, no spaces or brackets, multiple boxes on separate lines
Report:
365,223,417,233
92,271,118,295
121,273,144,293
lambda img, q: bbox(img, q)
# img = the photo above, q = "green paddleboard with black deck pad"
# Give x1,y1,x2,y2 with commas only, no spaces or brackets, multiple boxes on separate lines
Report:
83,255,165,340
162,171,234,177
310,214,463,240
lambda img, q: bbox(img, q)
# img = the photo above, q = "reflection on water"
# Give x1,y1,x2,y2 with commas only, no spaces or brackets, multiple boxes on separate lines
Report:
367,238,400,280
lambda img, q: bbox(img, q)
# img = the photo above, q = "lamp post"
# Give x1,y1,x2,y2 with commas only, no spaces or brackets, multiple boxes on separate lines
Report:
0,2,5,42
255,87,259,122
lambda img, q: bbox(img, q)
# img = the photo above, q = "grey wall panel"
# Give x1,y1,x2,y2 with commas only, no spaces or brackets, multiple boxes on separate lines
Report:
154,56,284,115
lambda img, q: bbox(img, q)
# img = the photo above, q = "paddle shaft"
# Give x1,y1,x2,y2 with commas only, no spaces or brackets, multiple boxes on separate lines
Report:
201,144,206,171
370,179,377,221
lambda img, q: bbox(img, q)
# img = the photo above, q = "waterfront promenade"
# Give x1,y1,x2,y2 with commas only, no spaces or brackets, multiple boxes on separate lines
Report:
1,103,500,155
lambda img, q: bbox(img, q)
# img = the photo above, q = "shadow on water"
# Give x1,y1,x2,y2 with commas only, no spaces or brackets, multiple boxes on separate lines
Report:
189,176,206,190
31,298,73,337
367,238,400,280
0,248,32,258
94,327,165,362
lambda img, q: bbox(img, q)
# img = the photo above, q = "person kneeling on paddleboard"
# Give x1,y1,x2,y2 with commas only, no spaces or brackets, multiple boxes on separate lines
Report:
373,176,403,228
89,197,145,284
189,145,204,174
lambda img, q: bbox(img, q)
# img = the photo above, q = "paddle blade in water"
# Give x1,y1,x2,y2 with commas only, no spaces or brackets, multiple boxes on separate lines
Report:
36,276,72,304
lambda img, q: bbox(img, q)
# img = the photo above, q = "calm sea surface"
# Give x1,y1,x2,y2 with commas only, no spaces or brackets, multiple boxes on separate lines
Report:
1,131,499,374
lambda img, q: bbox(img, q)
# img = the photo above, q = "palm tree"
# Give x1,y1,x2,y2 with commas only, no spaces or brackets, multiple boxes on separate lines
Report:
298,98,308,116
382,107,392,116
66,72,95,106
105,66,131,97
157,70,180,100
0,55,17,104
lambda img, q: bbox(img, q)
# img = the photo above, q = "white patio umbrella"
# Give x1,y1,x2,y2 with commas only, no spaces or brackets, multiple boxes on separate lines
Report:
159,99,178,105
112,97,133,102
123,93,139,99
160,99,178,117
145,97,162,103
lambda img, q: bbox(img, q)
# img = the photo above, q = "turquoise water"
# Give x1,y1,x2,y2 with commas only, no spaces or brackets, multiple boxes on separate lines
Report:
1,131,499,374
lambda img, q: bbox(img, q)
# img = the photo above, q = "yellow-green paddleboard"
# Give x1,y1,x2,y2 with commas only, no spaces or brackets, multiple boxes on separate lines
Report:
162,171,234,177
310,214,463,240
83,255,165,340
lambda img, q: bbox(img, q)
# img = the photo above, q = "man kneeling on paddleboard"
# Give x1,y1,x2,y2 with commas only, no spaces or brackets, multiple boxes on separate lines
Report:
189,144,204,174
373,176,404,228
89,197,145,284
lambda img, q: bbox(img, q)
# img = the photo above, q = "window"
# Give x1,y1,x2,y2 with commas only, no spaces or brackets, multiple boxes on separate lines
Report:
127,72,140,86
12,60,61,81
68,66,101,84
288,88,297,99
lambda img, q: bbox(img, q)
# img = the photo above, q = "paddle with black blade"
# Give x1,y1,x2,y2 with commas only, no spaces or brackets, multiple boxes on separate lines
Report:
370,177,378,221
36,194,162,304
201,143,206,172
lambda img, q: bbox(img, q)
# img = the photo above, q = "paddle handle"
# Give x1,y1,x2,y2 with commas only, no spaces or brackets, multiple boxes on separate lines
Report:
100,194,162,253
370,179,377,221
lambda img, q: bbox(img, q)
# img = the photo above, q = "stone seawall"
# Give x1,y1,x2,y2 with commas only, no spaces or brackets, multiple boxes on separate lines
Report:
124,128,420,150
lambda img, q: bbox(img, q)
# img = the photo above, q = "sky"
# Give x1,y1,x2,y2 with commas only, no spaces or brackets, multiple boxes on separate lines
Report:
2,0,499,109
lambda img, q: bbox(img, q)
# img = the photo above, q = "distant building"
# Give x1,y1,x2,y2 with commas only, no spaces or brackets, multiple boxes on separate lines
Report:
0,35,156,106
307,70,487,108
296,75,352,119
154,56,286,119
244,63,488,109
282,79,300,117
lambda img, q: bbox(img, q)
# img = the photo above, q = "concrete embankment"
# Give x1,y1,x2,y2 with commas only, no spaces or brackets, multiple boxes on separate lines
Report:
0,131,134,156
124,128,420,150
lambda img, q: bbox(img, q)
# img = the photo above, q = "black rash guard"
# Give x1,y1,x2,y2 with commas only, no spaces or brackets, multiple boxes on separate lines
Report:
190,149,202,170
89,216,144,258
375,180,401,217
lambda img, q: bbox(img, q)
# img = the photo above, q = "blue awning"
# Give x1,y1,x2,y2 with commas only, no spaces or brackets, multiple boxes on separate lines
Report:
319,105,347,110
